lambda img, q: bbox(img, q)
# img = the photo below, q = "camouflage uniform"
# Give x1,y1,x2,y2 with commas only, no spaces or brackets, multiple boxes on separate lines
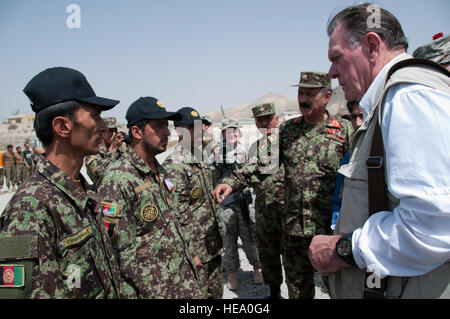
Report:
213,120,261,273
85,145,125,185
164,143,223,299
413,34,450,65
85,117,126,185
280,72,353,299
14,152,26,186
3,151,16,189
0,158,121,298
0,152,4,190
22,148,34,180
222,103,285,288
97,148,200,298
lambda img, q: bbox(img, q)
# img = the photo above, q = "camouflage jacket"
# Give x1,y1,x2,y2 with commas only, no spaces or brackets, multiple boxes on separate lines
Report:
85,144,127,185
163,144,222,264
222,133,285,208
211,142,247,187
0,158,121,298
97,149,200,299
280,115,353,237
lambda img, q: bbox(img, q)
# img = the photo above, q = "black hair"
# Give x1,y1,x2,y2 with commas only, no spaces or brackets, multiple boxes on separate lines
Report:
33,100,81,147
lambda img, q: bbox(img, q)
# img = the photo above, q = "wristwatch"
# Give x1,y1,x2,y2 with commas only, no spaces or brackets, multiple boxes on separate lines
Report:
336,232,357,266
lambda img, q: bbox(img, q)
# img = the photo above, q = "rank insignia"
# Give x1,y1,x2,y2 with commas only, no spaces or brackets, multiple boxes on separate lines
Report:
101,202,119,217
164,177,175,192
330,119,342,129
0,265,25,288
191,186,203,199
56,225,95,257
140,204,159,223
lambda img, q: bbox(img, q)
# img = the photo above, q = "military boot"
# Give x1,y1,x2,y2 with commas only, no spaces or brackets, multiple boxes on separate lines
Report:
227,270,239,290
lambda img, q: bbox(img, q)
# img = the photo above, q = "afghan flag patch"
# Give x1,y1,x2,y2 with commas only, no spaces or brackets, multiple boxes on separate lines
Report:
0,265,25,288
101,202,119,217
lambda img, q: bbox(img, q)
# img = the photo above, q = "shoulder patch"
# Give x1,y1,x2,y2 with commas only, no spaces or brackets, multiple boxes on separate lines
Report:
101,202,119,217
0,265,25,288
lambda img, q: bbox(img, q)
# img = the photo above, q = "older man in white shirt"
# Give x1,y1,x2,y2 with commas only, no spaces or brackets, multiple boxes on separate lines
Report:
308,3,450,299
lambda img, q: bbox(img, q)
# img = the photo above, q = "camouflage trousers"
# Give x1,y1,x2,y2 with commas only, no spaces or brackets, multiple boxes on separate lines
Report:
15,164,26,186
282,234,315,299
219,202,261,272
23,166,33,181
197,255,224,299
0,168,4,188
255,201,284,286
4,167,15,188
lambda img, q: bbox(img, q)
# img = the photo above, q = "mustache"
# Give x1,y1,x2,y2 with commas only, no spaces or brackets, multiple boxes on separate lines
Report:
300,102,311,109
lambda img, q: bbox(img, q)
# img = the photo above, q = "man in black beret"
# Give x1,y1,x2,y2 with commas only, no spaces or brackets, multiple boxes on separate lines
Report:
0,67,122,298
96,97,202,298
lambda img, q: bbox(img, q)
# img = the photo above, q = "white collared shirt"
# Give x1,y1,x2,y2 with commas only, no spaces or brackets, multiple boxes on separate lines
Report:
351,55,450,278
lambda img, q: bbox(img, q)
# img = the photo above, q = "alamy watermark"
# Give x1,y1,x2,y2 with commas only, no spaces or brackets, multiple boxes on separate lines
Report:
66,264,81,289
366,4,381,29
66,4,81,29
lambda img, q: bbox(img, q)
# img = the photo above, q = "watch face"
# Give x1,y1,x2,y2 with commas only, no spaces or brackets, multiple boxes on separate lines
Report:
337,239,351,256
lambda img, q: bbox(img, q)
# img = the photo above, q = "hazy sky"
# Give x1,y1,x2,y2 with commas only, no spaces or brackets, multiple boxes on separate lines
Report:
1,0,449,123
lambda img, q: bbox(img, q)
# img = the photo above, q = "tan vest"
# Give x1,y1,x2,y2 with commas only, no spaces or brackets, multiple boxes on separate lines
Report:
329,56,450,299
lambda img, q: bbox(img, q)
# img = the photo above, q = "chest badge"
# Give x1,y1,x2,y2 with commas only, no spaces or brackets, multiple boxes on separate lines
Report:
140,204,159,223
191,186,203,199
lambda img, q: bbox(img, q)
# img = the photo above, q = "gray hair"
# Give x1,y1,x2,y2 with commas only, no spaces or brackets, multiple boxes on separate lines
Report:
327,3,408,51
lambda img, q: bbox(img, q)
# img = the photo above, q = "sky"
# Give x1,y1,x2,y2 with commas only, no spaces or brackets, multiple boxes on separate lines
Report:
0,0,449,123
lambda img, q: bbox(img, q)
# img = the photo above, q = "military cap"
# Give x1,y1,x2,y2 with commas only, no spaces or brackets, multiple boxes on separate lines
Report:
103,117,117,129
23,67,119,113
174,107,202,127
221,118,241,130
201,115,212,126
252,103,276,118
291,72,331,89
413,34,450,65
126,96,181,127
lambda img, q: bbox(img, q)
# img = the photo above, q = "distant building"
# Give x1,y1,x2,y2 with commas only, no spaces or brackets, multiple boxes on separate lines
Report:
3,114,35,124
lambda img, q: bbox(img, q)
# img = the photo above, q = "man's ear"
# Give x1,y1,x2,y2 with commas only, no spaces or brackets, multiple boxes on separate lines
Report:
322,89,333,104
363,32,382,61
130,125,143,142
52,116,72,139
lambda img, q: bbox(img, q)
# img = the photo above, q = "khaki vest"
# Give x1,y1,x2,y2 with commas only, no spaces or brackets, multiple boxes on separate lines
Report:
330,56,450,299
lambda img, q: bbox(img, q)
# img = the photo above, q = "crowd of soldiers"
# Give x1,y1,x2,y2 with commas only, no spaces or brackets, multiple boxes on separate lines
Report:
0,143,43,193
0,3,449,300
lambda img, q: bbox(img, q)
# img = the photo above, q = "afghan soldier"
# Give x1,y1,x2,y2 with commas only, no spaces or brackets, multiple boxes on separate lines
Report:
85,117,126,185
2,145,16,192
163,107,223,299
212,119,262,291
96,97,200,298
272,72,352,299
214,103,285,298
0,151,4,192
0,67,121,298
14,146,26,186
22,143,35,181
